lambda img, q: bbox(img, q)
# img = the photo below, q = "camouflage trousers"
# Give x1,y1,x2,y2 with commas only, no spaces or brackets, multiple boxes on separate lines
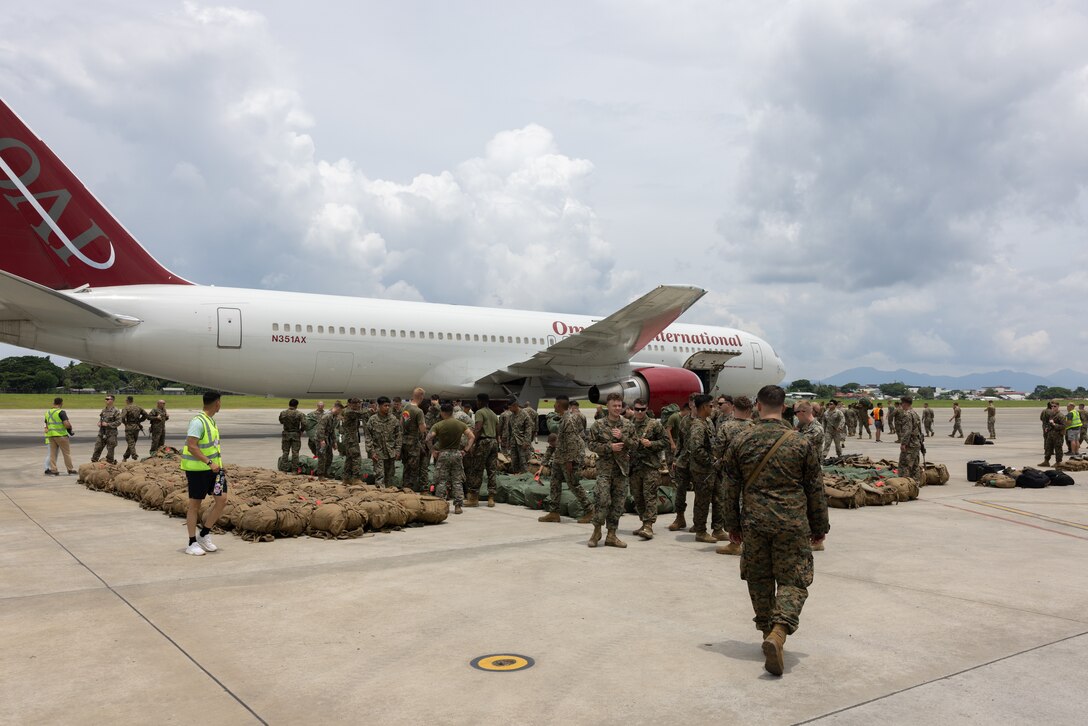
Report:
91,431,118,463
629,466,661,524
316,441,335,478
372,457,397,487
690,466,717,533
672,462,692,514
898,446,922,483
546,457,591,514
509,443,532,474
281,433,301,467
401,443,425,490
740,528,814,635
593,463,629,529
822,431,843,458
307,436,319,457
123,426,141,460
1044,433,1064,463
149,426,165,454
465,439,499,497
846,420,856,437
987,420,996,438
923,419,934,436
951,421,963,437
341,442,362,482
434,450,466,505
858,419,871,438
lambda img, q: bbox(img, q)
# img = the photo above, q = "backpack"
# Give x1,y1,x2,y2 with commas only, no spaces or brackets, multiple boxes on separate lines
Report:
965,432,988,445
1045,470,1075,486
884,476,919,501
1016,469,1050,489
861,480,899,506
923,463,949,486
977,472,1016,488
824,480,866,509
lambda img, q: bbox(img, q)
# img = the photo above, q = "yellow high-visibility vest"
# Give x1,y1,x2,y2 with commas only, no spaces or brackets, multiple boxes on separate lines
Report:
180,413,222,471
44,408,67,441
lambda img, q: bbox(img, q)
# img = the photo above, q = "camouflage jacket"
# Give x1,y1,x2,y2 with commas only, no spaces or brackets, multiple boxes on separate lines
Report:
315,412,339,446
497,410,512,442
425,406,441,429
843,408,857,425
279,408,305,437
686,416,717,472
147,407,169,431
305,409,325,438
539,444,556,470
97,406,121,433
797,419,824,454
673,414,694,466
509,409,536,446
555,411,585,464
713,418,754,464
121,404,147,428
824,408,845,434
570,410,588,442
721,418,829,537
986,405,996,420
630,416,666,470
900,410,923,449
921,408,934,423
340,408,364,447
1042,409,1067,436
454,410,473,425
587,415,638,476
365,412,402,458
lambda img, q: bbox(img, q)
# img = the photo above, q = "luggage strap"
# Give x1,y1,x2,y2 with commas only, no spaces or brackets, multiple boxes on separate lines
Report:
744,430,795,489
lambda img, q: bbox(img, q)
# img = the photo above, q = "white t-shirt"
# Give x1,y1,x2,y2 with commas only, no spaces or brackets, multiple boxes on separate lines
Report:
187,415,210,438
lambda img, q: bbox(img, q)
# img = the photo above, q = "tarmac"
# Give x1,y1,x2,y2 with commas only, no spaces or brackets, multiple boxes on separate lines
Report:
2,406,1086,725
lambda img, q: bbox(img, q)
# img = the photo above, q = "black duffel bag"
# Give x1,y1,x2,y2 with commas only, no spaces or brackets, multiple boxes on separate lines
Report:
1016,469,1050,489
1045,470,1075,486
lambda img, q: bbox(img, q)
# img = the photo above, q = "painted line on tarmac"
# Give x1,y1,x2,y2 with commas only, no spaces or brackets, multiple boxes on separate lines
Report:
936,501,1088,541
0,489,268,725
966,499,1088,531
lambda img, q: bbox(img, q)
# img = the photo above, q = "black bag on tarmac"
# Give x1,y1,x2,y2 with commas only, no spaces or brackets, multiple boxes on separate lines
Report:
1015,469,1050,489
1045,470,1075,486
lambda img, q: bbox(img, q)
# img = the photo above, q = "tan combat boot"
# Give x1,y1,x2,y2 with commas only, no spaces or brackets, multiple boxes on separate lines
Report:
454,504,463,515
712,527,727,541
604,528,627,548
812,540,825,551
577,509,595,524
695,531,717,544
588,525,602,548
762,624,788,676
715,541,742,555
465,492,479,507
637,523,654,540
537,511,561,523
1038,460,1051,467
667,514,687,531
487,495,495,508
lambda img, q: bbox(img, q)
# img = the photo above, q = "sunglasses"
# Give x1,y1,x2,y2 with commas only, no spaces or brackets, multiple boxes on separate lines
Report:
633,407,647,412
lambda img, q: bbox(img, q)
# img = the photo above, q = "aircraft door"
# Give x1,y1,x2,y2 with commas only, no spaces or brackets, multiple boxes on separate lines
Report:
217,308,242,349
309,352,354,394
751,342,763,370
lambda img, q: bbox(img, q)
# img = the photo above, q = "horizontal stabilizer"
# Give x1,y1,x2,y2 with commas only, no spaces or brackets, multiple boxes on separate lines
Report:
0,269,140,329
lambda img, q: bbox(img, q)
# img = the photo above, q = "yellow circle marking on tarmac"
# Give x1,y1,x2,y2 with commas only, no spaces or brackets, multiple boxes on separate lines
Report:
471,654,534,672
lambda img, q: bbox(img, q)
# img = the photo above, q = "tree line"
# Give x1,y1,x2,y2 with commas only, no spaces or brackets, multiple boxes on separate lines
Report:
0,356,205,394
788,378,1087,401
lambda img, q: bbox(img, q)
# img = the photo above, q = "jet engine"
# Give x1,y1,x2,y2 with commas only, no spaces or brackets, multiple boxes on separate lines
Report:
587,367,704,413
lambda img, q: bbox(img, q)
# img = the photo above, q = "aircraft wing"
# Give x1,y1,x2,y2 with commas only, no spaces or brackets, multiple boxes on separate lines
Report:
477,284,706,383
0,269,141,329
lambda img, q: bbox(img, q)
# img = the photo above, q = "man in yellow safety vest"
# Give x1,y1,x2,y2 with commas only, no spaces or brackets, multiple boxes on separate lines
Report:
180,391,228,556
44,396,76,476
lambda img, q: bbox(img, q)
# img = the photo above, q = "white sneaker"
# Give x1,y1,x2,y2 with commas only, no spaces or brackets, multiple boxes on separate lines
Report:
195,533,218,552
185,542,206,556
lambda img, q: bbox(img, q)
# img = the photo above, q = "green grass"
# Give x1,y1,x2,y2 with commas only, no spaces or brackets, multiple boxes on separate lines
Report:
879,399,1085,408
0,394,300,410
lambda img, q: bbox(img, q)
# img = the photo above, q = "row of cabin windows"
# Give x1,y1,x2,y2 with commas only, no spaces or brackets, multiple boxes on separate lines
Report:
271,323,544,345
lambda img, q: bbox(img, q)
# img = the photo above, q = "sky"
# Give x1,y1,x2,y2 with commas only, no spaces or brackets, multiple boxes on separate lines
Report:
1,0,1086,381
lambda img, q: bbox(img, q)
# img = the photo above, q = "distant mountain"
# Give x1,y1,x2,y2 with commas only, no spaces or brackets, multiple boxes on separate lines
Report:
815,367,1087,391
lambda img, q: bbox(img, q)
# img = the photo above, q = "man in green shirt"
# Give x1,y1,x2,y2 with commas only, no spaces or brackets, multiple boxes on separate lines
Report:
427,404,475,515
466,393,501,507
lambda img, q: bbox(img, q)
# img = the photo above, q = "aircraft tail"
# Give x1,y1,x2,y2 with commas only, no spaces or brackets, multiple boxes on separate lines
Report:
0,98,190,290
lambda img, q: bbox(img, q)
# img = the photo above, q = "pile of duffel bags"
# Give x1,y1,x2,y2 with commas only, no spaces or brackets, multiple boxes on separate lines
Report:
970,459,1075,488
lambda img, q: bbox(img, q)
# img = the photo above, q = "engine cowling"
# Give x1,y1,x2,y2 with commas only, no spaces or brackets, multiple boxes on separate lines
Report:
587,367,704,414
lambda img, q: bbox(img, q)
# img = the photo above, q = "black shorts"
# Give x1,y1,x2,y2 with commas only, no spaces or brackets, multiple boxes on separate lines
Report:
186,469,217,500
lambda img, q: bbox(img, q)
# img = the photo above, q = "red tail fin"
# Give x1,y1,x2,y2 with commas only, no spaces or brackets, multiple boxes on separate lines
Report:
0,98,189,289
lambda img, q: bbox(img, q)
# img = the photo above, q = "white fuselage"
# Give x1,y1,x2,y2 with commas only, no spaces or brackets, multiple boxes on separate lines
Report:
17,285,786,399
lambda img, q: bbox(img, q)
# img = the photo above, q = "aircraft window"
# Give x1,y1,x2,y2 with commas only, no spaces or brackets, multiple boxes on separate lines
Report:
370,328,376,336
516,336,521,344
317,325,324,333
419,331,425,339
438,333,444,340
381,329,387,336
428,332,434,339
490,335,497,343
306,325,312,333
473,334,480,342
272,323,279,331
339,327,345,334
399,330,406,338
499,336,505,343
410,331,416,339
456,334,462,341
297,325,303,333
350,327,355,335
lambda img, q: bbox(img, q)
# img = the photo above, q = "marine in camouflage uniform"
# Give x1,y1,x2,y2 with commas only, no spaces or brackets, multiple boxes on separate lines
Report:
897,399,924,484
713,403,754,547
91,397,122,463
305,403,326,456
538,399,593,522
721,386,829,676
147,400,170,454
986,403,996,439
666,401,695,531
366,399,402,487
465,395,500,506
427,405,474,513
628,402,666,537
424,398,442,429
121,398,148,462
856,403,872,439
687,397,720,542
586,396,638,547
400,395,428,490
948,403,963,438
507,402,536,474
843,406,857,437
921,404,935,437
570,403,588,470
497,408,513,457
315,403,341,479
821,403,845,458
339,399,365,482
278,401,306,470
1040,402,1066,466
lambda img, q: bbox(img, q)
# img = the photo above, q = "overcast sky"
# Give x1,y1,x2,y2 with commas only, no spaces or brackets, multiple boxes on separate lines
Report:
2,0,1086,381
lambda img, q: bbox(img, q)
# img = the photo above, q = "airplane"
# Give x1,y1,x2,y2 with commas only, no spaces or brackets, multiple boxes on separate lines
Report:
0,97,786,410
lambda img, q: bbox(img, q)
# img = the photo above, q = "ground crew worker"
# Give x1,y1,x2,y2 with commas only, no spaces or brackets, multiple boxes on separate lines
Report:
986,402,997,439
921,403,935,437
1065,403,1082,458
822,401,845,458
305,401,326,456
1039,401,1066,467
871,401,884,442
686,395,719,544
666,394,696,532
721,384,829,676
586,392,637,548
400,387,428,490
147,399,169,454
948,402,964,438
366,396,402,487
121,396,147,462
181,391,228,556
278,398,305,471
507,399,536,474
628,398,666,539
537,395,594,523
44,396,75,475
340,398,365,483
91,394,122,464
315,401,341,479
426,403,475,515
898,396,923,484
466,393,500,507
711,396,756,555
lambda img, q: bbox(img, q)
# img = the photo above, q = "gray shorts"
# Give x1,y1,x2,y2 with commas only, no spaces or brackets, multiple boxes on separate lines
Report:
1067,428,1082,443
